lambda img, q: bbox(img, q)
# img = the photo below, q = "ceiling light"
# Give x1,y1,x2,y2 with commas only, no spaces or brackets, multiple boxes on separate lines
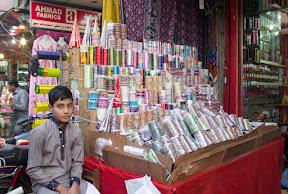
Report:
20,37,26,45
0,54,4,59
11,39,16,44
278,15,281,20
20,33,26,45
19,25,25,29
12,26,18,29
269,25,273,30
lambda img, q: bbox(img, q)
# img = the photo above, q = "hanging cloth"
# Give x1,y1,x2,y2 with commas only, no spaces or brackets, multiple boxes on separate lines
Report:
29,35,58,116
102,0,120,28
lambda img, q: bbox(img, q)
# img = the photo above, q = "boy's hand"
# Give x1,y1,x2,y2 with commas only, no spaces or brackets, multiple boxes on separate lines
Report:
55,184,69,194
68,182,79,194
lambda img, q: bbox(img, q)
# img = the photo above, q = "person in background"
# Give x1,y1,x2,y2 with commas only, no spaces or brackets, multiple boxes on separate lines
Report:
7,78,29,135
27,86,99,194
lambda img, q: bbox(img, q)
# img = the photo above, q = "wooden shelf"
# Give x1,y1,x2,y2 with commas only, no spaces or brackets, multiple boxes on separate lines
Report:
260,59,285,67
279,85,288,87
279,122,288,125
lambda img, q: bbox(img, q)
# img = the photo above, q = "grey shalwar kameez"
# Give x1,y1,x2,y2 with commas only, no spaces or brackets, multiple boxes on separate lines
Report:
27,117,87,194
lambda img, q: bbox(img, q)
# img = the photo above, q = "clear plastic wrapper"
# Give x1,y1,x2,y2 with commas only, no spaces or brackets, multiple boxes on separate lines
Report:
202,115,213,129
188,106,200,117
202,107,218,117
143,140,153,149
179,135,193,153
160,143,178,162
184,135,199,151
168,136,186,156
151,140,164,153
225,124,237,139
214,127,229,141
224,114,236,128
193,130,213,148
228,114,239,127
198,117,210,130
148,120,163,140
208,116,220,129
183,112,202,134
172,117,185,135
176,113,192,136
163,118,182,138
237,117,246,131
215,115,226,128
223,127,234,140
234,127,244,137
244,119,252,130
138,125,152,141
131,132,145,146
208,129,222,143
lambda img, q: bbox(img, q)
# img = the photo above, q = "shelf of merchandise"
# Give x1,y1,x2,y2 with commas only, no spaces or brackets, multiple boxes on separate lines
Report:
260,59,285,67
242,3,285,123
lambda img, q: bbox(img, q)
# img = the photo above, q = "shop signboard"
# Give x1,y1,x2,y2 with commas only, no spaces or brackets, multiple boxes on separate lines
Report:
30,1,101,32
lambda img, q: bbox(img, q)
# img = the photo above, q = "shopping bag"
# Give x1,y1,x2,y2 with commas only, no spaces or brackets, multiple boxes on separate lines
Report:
125,175,161,194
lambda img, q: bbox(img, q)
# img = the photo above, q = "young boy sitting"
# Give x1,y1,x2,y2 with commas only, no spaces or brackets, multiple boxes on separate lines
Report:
27,86,99,194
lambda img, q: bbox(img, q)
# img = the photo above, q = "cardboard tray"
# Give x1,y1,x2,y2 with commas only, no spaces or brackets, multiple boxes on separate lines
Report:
88,124,281,184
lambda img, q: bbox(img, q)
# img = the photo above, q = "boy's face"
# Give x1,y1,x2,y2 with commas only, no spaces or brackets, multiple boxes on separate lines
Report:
49,98,73,123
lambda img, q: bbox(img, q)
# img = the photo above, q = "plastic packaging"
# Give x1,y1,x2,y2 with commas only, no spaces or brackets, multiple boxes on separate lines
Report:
123,145,148,159
94,138,113,156
125,175,161,194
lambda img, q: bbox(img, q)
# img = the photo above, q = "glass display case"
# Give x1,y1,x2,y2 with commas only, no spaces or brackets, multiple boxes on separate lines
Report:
0,81,13,138
242,5,284,123
17,63,29,91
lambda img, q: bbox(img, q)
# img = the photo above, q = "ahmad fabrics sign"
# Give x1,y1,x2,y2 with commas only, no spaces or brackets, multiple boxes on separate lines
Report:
30,1,101,32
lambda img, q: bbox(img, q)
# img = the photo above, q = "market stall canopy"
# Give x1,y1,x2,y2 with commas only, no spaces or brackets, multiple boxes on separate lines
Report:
0,10,33,59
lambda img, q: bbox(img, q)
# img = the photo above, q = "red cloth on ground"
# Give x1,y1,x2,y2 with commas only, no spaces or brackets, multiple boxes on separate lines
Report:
84,138,284,194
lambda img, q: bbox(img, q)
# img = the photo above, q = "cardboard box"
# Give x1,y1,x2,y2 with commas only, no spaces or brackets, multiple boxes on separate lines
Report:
79,99,98,156
69,48,80,64
88,125,281,184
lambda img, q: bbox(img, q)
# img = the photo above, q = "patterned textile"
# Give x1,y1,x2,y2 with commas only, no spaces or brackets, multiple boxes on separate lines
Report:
174,0,204,61
159,0,177,43
207,0,217,80
121,0,204,60
143,0,161,41
121,0,146,41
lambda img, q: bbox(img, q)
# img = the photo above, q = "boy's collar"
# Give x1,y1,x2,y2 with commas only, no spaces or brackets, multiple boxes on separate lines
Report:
50,116,69,129
50,116,59,124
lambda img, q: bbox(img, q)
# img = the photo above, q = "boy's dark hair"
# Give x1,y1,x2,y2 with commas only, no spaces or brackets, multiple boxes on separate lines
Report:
48,86,73,106
7,78,19,87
